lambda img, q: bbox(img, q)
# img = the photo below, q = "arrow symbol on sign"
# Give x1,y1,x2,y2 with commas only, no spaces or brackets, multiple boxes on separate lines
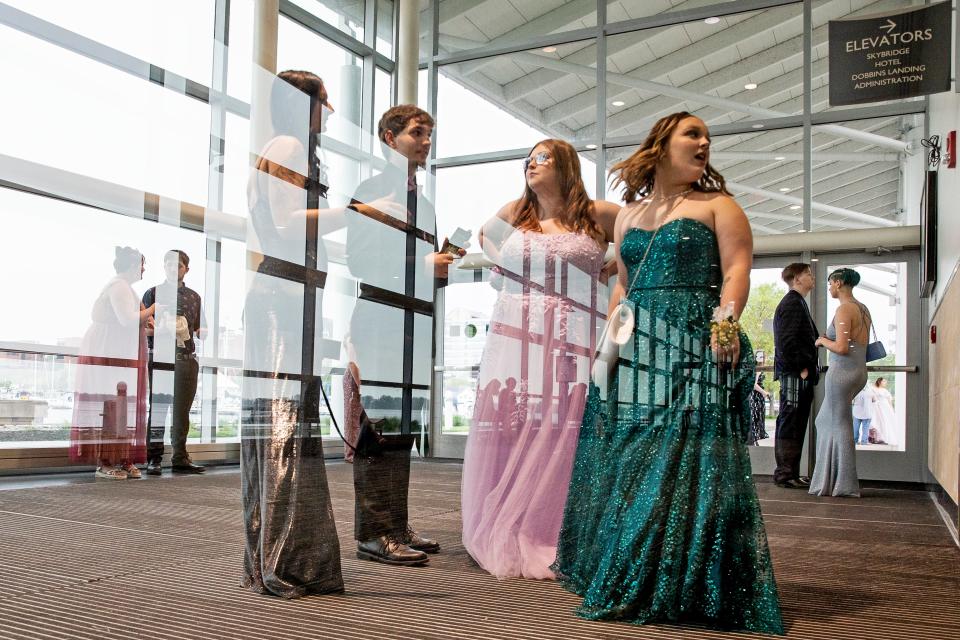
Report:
879,19,896,33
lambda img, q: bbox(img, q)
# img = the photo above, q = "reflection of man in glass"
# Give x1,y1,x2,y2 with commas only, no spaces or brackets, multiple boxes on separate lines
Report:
143,249,205,475
772,262,819,488
345,105,464,566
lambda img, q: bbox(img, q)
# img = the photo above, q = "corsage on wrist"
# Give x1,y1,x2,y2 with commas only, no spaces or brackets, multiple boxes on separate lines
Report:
710,301,740,349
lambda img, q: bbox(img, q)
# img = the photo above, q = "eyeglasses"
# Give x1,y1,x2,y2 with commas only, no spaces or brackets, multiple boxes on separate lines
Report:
522,152,551,172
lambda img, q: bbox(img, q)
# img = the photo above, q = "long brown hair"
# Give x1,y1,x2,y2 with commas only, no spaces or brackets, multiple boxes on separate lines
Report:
610,111,729,203
512,139,603,243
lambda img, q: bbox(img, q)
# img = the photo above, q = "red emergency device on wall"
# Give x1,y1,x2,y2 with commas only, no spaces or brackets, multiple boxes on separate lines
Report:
947,131,956,169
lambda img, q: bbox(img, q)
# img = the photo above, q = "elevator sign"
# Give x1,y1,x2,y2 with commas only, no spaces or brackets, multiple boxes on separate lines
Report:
828,1,951,106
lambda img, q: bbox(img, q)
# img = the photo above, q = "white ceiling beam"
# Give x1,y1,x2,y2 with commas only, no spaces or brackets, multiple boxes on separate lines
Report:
745,210,869,229
712,151,898,163
728,181,898,226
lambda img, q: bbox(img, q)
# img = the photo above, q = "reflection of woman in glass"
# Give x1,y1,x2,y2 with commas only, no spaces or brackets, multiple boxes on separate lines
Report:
242,70,344,598
749,350,771,445
461,139,619,579
809,268,870,498
869,377,895,446
552,113,783,634
70,247,153,480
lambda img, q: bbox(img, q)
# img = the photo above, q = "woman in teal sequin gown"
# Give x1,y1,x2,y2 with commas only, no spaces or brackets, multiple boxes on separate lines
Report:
552,112,784,635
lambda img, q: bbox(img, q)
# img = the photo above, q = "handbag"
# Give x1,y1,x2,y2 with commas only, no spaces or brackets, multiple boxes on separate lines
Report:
860,304,886,363
591,195,689,387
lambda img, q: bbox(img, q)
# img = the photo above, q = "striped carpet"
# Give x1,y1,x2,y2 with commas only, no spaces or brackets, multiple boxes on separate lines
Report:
0,461,957,639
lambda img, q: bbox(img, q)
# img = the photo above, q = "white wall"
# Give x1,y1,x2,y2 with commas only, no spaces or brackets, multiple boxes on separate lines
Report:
928,45,960,317
928,89,960,316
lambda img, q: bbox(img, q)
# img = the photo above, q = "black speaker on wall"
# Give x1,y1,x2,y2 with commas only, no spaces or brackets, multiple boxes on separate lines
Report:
920,169,937,298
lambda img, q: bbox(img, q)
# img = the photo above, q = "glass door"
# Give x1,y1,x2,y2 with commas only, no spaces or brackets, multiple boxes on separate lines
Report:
815,250,925,482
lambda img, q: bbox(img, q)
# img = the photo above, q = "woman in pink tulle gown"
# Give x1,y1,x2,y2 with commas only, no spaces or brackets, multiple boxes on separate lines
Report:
461,139,619,578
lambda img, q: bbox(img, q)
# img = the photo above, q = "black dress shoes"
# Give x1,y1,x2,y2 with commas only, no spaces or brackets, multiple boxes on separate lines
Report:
145,460,162,476
775,479,801,489
794,476,811,488
357,536,428,566
396,526,440,554
171,461,206,474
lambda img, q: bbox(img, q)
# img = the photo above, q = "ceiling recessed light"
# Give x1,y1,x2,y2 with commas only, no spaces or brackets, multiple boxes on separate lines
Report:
751,123,765,129
586,143,598,149
542,46,557,53
611,100,625,107
790,205,801,210
704,17,721,25
811,258,819,262
774,156,786,160
744,82,758,90
779,187,791,192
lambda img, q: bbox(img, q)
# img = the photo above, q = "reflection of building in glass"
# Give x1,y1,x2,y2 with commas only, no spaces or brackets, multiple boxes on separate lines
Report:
444,308,489,370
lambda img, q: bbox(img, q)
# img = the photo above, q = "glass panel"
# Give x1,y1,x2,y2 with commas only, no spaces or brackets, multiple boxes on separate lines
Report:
413,313,433,386
740,267,790,448
288,0,365,41
441,281,498,434
412,389,431,448
0,25,210,205
607,1,742,23
376,0,395,58
825,260,907,451
0,190,206,348
607,130,802,236
359,384,403,432
227,0,255,101
217,239,246,362
375,67,393,136
605,4,803,133
348,300,405,384
435,0,596,58
222,113,252,219
277,15,365,137
436,40,597,157
4,0,216,84
216,368,242,441
0,352,74,448
812,114,922,232
811,0,927,114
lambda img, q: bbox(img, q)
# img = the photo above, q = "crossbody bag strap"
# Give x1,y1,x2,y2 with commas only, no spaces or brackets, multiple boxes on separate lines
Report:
620,192,690,300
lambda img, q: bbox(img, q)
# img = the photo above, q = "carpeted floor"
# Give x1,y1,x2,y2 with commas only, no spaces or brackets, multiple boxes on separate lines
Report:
0,461,957,639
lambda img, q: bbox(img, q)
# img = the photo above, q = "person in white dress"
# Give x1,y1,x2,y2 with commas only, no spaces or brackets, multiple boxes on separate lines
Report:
869,377,896,446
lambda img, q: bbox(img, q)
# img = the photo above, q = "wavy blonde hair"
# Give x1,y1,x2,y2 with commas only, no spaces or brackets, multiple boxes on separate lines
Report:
610,111,729,203
512,139,603,243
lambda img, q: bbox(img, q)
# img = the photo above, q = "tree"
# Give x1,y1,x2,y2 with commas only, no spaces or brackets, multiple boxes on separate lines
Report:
740,282,786,363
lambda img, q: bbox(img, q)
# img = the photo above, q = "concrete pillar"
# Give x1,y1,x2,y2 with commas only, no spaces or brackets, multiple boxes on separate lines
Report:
397,0,419,105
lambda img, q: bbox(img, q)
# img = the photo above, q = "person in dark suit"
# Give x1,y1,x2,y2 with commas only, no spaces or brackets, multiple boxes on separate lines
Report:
344,105,465,566
772,262,819,488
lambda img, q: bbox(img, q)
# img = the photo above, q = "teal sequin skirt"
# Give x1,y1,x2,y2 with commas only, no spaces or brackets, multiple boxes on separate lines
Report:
552,286,784,635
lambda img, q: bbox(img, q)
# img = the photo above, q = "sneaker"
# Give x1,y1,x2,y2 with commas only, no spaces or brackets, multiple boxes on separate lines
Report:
121,463,142,479
95,466,127,480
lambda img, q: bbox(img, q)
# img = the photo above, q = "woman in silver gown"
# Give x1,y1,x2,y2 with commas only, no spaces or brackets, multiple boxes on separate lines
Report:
809,268,870,498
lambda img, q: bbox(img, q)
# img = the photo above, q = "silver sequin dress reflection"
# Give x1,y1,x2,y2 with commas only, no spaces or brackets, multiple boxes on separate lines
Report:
240,136,343,598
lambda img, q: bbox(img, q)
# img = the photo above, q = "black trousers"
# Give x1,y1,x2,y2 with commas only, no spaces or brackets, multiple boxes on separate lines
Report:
353,434,414,541
774,375,815,483
147,355,199,464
